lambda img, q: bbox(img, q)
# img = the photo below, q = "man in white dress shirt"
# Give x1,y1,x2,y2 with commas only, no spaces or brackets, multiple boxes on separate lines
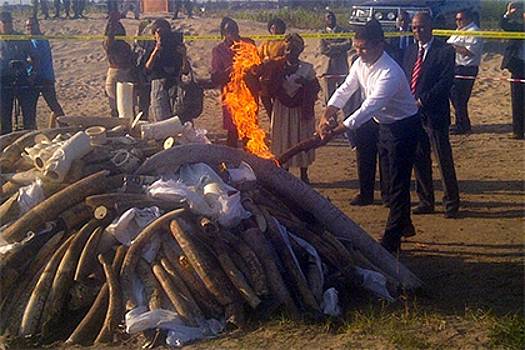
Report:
447,9,484,134
319,19,422,254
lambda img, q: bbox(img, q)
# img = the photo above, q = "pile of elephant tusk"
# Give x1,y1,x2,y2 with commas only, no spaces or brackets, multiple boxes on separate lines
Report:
0,117,422,348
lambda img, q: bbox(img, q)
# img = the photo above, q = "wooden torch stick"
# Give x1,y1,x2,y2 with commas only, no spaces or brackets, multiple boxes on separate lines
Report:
278,126,347,165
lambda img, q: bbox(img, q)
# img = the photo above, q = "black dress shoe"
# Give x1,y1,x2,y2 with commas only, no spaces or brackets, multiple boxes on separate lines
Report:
380,236,401,254
350,194,374,206
450,126,471,135
412,204,434,215
444,210,459,219
300,174,310,185
401,224,416,238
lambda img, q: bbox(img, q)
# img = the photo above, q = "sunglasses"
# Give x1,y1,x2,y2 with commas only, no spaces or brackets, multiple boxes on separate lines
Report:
455,17,465,21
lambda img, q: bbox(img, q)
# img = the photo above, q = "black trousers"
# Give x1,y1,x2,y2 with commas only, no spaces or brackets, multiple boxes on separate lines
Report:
37,80,65,117
136,82,151,121
354,119,388,202
450,65,479,130
54,0,70,16
378,115,421,240
41,0,50,17
1,82,38,135
413,119,460,213
510,72,525,138
107,0,120,14
72,0,85,17
32,0,50,18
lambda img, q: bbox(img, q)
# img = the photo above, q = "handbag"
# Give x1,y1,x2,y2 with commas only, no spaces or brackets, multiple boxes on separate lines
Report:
173,67,204,123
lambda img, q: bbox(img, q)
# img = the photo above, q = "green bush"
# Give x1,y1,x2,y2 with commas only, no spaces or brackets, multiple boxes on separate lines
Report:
488,314,525,350
480,0,507,29
209,7,350,31
209,1,508,31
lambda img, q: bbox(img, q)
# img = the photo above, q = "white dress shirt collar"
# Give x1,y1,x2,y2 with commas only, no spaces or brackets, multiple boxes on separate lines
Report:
459,21,478,31
418,37,434,61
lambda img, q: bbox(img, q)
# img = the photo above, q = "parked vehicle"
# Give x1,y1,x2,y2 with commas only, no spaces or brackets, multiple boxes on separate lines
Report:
348,0,481,30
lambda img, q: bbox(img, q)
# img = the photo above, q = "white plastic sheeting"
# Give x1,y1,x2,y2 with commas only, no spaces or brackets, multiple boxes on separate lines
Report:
125,306,224,347
355,267,395,302
17,178,46,213
105,206,163,246
227,161,256,185
321,288,342,317
147,163,250,228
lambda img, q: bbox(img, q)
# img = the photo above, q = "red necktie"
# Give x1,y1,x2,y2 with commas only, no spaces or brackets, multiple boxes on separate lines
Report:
410,47,424,95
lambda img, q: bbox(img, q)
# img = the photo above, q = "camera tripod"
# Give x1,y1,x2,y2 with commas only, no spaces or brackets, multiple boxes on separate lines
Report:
11,81,26,132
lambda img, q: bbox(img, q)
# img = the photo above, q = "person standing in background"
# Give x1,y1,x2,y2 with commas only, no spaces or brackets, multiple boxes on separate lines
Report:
103,12,134,118
53,0,70,18
106,0,121,17
144,18,185,121
121,0,140,20
389,10,411,64
32,0,50,20
404,12,460,219
321,12,387,207
132,19,153,121
53,0,60,18
319,11,352,106
169,0,182,19
261,33,320,184
258,17,287,117
0,12,39,134
211,17,255,147
41,0,50,19
447,9,484,134
184,0,193,18
500,1,525,139
25,17,65,127
72,0,86,19
258,17,287,63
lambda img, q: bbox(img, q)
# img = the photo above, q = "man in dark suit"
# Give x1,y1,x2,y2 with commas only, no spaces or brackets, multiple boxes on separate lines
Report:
403,12,460,218
500,1,525,139
388,10,411,65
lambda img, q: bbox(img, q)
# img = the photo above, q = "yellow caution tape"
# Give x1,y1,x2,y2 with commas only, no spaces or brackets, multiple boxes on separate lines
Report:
0,29,523,41
433,29,525,39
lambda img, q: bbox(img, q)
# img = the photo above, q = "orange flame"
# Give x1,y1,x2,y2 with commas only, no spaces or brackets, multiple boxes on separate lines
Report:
223,40,275,160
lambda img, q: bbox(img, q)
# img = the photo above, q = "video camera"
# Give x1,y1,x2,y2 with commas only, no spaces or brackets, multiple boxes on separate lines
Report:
8,59,30,82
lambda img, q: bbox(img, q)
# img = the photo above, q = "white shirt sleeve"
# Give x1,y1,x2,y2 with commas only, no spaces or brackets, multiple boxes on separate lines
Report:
463,35,484,58
447,25,484,62
446,35,457,45
327,62,360,110
343,70,399,129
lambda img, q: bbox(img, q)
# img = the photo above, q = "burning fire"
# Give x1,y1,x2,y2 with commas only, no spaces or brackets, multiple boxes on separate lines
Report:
223,40,275,160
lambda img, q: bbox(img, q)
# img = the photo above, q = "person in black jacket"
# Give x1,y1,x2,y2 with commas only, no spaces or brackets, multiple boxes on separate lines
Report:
500,1,525,139
403,12,460,219
145,18,185,121
388,10,411,65
0,11,39,134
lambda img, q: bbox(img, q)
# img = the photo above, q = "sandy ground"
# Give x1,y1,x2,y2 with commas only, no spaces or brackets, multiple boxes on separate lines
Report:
6,12,524,349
